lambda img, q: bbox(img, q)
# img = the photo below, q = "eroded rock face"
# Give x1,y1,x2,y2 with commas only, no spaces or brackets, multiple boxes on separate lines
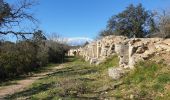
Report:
68,35,170,70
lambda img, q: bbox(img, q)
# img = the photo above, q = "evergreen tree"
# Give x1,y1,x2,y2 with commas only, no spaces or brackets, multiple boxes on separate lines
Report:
107,4,156,38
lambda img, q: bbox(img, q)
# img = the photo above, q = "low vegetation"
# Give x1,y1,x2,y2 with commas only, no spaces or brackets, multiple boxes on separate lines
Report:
113,61,170,99
0,0,69,81
6,56,170,99
0,32,69,81
6,55,119,99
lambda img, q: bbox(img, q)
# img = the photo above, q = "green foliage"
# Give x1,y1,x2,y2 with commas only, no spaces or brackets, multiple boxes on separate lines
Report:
32,30,47,42
106,3,156,38
0,41,37,79
0,34,68,80
0,0,68,81
47,40,68,63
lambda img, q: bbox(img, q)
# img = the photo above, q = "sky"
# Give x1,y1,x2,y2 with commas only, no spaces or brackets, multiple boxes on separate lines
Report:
5,0,170,41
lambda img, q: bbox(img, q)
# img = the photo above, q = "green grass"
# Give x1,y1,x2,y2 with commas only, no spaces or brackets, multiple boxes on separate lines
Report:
5,55,170,100
99,55,119,68
5,55,119,100
113,61,170,99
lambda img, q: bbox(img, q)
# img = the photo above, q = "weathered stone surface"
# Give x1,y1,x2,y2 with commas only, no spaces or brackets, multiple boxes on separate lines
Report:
68,35,170,70
155,44,170,52
90,58,98,64
136,46,146,54
108,67,125,80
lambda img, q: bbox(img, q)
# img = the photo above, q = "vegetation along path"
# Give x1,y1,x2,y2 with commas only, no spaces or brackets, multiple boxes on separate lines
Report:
0,64,65,99
3,56,120,100
1,56,170,99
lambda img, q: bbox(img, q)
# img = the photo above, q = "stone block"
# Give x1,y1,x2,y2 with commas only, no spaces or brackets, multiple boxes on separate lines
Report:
108,67,125,80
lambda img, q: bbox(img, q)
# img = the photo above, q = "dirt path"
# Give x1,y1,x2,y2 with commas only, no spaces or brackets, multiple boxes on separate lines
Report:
0,64,65,99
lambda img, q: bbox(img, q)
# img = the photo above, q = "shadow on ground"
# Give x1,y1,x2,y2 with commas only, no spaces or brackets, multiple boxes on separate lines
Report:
5,56,118,100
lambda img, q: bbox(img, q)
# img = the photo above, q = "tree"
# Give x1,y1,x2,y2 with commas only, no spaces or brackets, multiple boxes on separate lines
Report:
83,41,89,47
47,32,68,44
107,4,156,38
32,30,47,42
158,10,170,38
99,29,114,37
0,0,37,38
32,30,48,66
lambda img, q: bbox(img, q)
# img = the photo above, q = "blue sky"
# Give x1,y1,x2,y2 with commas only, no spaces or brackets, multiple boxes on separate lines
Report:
6,0,170,40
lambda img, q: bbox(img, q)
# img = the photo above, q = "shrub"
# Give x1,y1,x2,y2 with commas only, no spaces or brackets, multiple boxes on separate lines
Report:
0,39,68,80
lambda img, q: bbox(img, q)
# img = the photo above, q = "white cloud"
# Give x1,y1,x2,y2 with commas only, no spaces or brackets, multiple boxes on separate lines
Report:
67,37,93,41
66,37,93,46
50,36,93,46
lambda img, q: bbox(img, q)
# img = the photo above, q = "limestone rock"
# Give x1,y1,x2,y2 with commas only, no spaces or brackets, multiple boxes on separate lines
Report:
90,58,98,64
95,60,102,65
108,67,125,80
136,46,146,54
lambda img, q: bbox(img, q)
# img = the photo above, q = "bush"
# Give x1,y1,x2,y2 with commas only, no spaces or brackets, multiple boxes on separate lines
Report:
0,39,68,80
47,40,69,63
0,41,38,79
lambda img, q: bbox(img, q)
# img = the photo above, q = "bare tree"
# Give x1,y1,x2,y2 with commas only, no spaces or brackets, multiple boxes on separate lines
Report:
157,10,170,38
0,0,38,38
47,33,68,44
